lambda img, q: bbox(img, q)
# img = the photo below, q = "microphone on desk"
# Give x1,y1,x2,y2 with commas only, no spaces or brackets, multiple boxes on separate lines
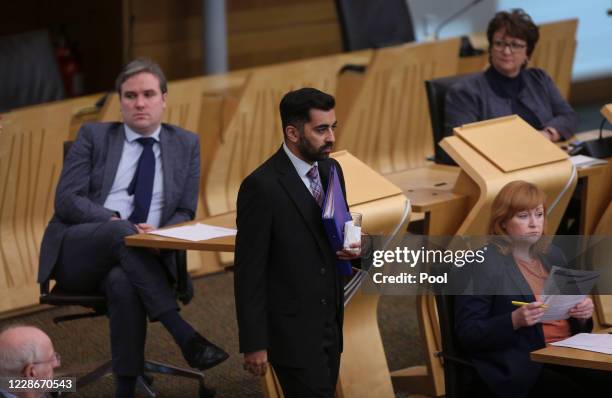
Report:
433,0,484,40
582,106,612,158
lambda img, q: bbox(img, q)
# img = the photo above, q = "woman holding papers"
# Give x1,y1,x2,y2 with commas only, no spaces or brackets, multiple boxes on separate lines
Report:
454,181,609,398
445,9,577,142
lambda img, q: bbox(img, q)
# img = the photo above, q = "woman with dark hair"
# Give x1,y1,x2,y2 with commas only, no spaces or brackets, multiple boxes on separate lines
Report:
445,9,578,142
454,181,609,398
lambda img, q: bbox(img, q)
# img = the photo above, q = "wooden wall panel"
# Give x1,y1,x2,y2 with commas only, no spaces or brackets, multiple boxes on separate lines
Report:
129,0,343,80
0,102,75,313
530,19,577,100
337,39,461,174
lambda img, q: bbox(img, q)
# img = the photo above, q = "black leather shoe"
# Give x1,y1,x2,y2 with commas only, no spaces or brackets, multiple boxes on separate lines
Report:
182,333,229,370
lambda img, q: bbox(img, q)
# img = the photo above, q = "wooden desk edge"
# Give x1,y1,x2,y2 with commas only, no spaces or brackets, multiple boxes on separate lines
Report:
125,234,235,252
409,192,468,213
530,347,612,372
124,213,237,252
530,328,612,372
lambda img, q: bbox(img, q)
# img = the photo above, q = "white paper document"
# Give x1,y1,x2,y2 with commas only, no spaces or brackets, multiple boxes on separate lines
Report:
150,223,237,242
570,155,608,168
539,295,586,322
551,333,612,355
539,266,599,322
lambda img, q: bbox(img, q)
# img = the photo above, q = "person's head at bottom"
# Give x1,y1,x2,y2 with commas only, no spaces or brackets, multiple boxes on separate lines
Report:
0,325,60,398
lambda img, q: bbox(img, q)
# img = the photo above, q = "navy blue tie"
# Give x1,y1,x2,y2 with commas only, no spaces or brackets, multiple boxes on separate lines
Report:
128,137,156,224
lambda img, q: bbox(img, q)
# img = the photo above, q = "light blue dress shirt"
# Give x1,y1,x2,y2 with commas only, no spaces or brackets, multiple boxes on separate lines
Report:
103,125,165,227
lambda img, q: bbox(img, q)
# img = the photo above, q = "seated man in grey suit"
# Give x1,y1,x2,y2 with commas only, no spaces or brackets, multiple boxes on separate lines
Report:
38,58,228,398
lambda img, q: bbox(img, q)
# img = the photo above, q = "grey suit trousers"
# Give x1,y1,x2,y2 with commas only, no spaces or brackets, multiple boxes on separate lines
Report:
54,220,178,376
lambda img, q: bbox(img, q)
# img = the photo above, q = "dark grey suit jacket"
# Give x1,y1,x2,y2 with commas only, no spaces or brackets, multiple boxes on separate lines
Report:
444,67,578,140
38,122,200,284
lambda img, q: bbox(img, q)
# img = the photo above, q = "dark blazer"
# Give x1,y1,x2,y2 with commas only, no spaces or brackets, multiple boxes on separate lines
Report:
38,122,200,284
444,67,578,140
455,244,592,398
234,146,347,368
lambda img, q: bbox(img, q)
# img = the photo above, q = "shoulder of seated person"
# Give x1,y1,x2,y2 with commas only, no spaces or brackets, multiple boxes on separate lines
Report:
523,67,553,82
448,72,488,94
161,122,198,139
79,121,120,137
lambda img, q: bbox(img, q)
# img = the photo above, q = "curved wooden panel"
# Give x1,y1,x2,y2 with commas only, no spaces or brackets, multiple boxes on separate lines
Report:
592,202,612,327
338,194,409,398
98,92,122,122
0,102,74,313
443,138,576,236
530,19,577,100
337,39,461,174
204,52,372,217
441,116,576,235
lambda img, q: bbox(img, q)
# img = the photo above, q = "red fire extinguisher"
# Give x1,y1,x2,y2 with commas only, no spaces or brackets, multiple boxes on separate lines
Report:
55,30,83,97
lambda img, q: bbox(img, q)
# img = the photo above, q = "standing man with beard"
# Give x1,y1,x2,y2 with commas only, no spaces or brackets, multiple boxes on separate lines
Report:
234,88,360,397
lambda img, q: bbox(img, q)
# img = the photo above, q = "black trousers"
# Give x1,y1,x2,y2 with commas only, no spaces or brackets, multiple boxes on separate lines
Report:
273,321,341,398
54,220,178,376
473,363,612,398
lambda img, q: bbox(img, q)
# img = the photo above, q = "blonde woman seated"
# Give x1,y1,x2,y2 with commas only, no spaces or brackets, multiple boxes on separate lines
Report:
455,181,610,398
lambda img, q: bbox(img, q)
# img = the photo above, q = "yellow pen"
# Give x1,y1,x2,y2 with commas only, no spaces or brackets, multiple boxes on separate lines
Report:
511,300,548,309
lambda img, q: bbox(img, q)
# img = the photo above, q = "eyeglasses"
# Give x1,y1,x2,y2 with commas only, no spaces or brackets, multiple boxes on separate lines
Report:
492,40,527,53
31,352,61,367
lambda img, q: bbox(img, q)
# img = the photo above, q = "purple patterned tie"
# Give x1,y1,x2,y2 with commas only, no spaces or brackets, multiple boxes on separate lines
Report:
306,164,324,207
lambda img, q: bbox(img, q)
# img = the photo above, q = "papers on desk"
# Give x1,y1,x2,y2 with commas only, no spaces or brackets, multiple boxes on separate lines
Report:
539,266,600,322
551,333,612,355
150,223,237,242
570,155,608,168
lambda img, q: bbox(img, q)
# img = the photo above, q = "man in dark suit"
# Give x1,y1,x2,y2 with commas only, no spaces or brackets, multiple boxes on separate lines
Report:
38,59,227,398
234,88,360,397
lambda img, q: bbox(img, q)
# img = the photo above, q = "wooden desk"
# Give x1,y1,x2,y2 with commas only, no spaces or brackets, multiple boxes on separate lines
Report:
575,160,611,235
531,328,612,371
385,129,611,236
572,130,612,235
125,212,236,252
385,164,467,235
